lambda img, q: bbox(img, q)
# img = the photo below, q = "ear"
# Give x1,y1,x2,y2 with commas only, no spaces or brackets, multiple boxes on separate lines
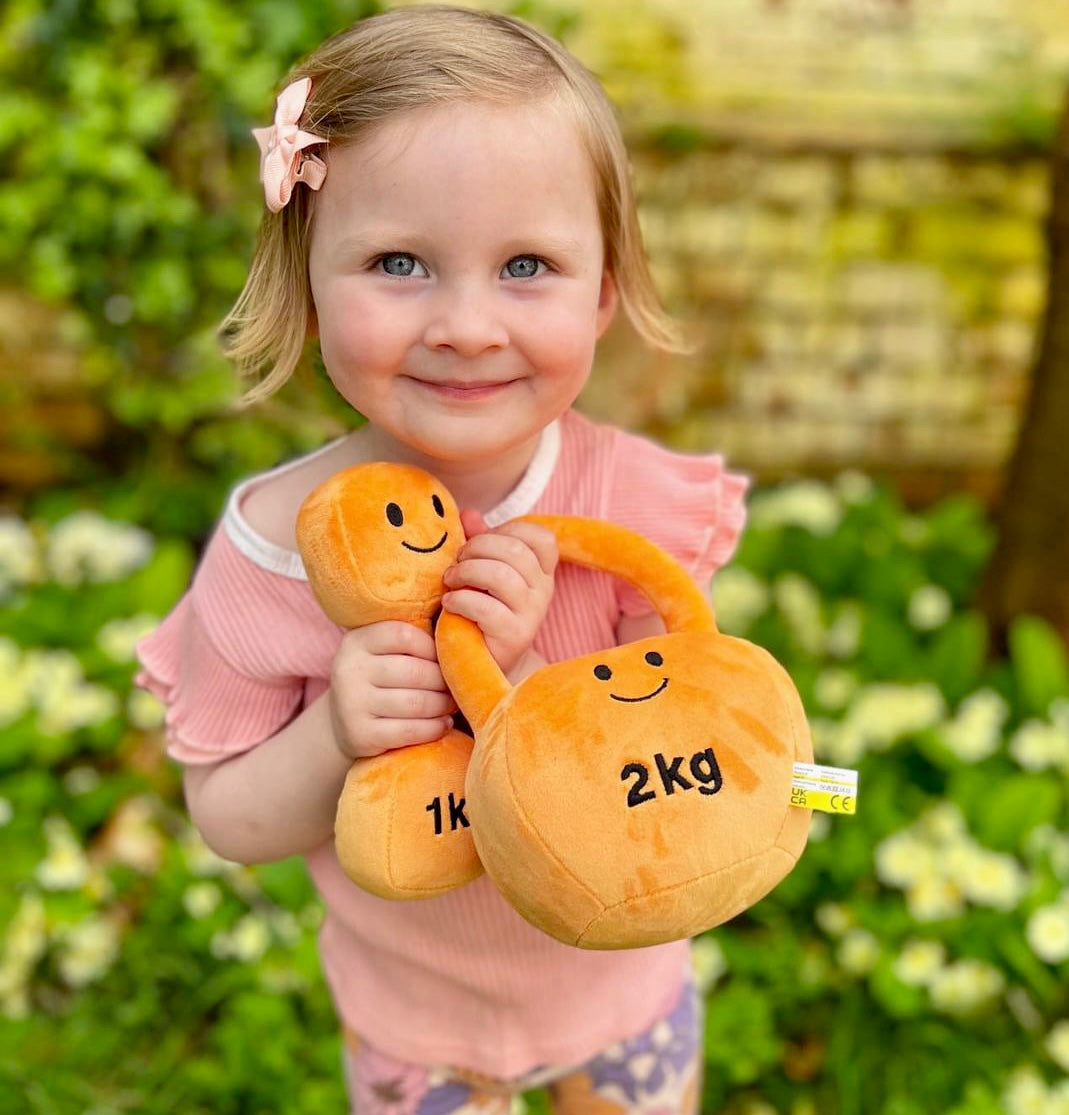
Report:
595,269,618,338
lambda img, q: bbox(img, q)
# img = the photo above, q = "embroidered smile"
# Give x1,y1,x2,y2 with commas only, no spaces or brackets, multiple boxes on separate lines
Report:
402,533,449,554
609,678,669,703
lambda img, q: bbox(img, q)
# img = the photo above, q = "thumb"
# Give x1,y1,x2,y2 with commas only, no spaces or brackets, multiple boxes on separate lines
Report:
460,508,490,540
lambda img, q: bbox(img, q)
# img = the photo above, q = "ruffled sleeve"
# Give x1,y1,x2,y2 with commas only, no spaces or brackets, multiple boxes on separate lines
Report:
135,527,337,766
606,431,750,617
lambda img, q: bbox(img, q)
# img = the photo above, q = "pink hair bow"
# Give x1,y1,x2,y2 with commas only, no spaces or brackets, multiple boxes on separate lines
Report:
252,77,327,212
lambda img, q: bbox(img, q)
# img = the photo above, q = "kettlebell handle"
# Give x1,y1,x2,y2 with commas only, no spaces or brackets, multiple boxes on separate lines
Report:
436,515,718,732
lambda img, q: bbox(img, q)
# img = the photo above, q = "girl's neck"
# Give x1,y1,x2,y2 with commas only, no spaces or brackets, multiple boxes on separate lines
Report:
349,424,547,515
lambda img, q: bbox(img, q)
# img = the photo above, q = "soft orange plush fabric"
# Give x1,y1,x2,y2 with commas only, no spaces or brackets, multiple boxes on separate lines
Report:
436,516,813,949
296,463,482,899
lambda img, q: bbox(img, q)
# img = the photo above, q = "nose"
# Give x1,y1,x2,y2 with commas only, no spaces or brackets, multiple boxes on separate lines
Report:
422,282,508,356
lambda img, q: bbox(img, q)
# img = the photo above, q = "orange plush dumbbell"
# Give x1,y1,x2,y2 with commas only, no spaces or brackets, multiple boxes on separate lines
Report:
297,463,481,899
436,516,812,948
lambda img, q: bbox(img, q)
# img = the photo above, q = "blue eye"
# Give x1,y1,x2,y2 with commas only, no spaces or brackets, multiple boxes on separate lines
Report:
503,256,543,279
379,254,420,277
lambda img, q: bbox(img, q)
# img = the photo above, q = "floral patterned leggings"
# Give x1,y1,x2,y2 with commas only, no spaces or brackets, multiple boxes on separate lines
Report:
342,979,701,1115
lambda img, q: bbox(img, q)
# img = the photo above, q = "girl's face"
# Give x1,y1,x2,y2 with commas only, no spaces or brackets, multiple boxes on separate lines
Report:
307,97,617,475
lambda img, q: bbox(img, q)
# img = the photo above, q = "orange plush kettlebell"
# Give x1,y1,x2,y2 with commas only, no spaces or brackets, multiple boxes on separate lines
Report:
436,516,813,949
297,462,482,900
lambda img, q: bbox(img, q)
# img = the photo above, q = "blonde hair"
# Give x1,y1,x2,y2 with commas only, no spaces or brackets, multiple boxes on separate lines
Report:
223,4,684,401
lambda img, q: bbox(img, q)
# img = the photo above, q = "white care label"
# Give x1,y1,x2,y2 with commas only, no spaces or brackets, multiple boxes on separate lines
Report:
790,762,858,815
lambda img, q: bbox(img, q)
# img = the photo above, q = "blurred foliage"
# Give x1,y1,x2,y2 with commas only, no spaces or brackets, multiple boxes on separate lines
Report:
1,476,1068,1112
0,0,382,537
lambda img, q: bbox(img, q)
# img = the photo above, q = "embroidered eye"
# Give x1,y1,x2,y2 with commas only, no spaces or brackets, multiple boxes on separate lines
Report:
432,494,445,518
645,651,663,667
593,664,612,681
386,502,404,527
503,255,543,279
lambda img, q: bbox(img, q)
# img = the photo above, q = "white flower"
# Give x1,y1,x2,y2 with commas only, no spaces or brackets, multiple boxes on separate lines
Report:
23,648,119,734
36,816,90,891
1026,899,1069,964
0,892,47,1019
63,766,101,795
815,902,852,936
920,801,968,842
99,797,164,873
907,584,952,631
96,613,159,663
55,914,121,988
45,510,154,586
0,516,42,595
773,573,825,656
180,829,236,877
38,682,119,736
939,689,1009,763
711,566,770,635
893,939,945,986
875,830,938,888
1010,718,1069,773
928,958,1005,1014
839,683,945,759
126,688,165,731
1025,825,1069,882
898,516,930,546
906,875,966,923
0,639,32,728
837,928,880,975
212,914,271,963
1046,1020,1069,1073
814,667,857,711
956,848,1030,911
1003,1066,1052,1115
691,935,728,992
749,480,842,535
825,602,863,659
183,882,223,920
833,471,875,505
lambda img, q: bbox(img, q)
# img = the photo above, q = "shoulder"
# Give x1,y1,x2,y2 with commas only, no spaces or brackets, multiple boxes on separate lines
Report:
239,431,368,553
564,411,751,586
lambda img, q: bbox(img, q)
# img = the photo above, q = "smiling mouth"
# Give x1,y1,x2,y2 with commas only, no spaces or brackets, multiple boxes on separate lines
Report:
610,678,669,703
402,532,448,554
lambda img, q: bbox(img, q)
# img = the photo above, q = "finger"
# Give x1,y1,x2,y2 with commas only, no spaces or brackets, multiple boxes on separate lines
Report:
443,556,529,607
491,521,558,576
364,717,456,754
452,533,549,592
460,508,489,538
349,621,439,660
370,654,451,693
370,687,457,721
440,587,513,634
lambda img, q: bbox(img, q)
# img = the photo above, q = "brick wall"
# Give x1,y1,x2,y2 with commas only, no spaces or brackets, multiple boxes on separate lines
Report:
556,0,1069,499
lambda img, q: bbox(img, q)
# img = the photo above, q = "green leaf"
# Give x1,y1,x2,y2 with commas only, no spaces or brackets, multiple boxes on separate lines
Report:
952,768,1063,851
1008,614,1069,717
925,612,988,704
703,982,783,1084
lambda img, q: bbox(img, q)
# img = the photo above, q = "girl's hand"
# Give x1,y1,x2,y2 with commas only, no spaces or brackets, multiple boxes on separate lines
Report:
441,510,558,679
329,621,455,760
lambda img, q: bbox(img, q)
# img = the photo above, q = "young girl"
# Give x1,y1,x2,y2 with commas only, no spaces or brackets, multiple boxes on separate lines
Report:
137,6,748,1112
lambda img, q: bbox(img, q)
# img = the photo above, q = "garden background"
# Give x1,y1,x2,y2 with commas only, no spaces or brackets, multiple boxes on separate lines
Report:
2,0,1069,1112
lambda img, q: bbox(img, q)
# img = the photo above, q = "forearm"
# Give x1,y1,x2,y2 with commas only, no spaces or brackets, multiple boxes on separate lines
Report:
182,692,351,864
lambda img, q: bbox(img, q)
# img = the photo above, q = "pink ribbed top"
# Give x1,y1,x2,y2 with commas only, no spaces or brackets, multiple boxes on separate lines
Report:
136,409,748,1077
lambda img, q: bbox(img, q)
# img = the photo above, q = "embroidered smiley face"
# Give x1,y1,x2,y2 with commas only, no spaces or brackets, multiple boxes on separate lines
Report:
592,651,668,703
297,461,465,629
385,492,450,554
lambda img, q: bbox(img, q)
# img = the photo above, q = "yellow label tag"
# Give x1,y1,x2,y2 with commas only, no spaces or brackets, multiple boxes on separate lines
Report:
790,762,858,815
